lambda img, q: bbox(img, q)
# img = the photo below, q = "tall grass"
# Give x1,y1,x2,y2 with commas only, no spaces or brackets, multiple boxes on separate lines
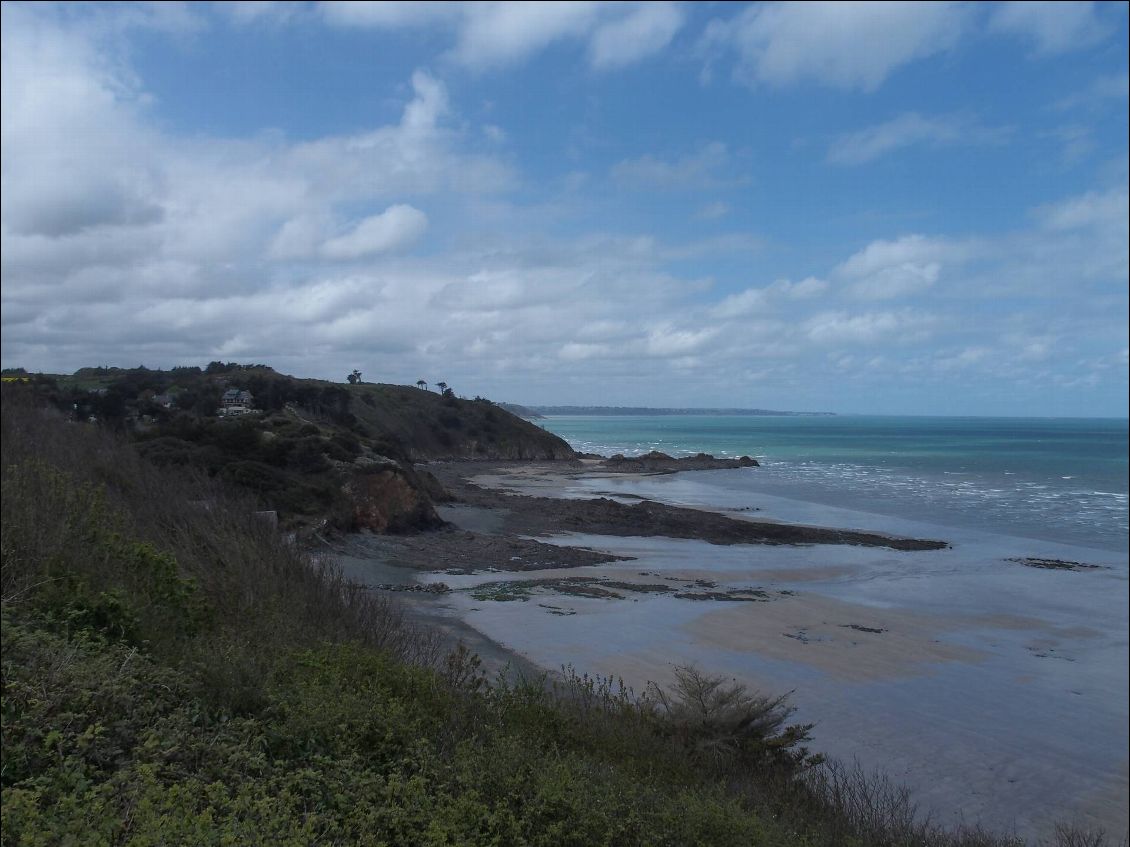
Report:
1,386,439,708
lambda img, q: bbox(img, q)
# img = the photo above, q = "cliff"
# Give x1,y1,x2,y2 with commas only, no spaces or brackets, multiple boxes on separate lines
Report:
345,384,574,462
25,365,574,532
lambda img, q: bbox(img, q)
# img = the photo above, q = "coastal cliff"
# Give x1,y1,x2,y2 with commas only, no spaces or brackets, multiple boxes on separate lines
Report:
20,365,574,531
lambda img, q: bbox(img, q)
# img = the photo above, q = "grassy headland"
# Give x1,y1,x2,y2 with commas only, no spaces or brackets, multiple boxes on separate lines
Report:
15,364,572,533
0,378,1113,846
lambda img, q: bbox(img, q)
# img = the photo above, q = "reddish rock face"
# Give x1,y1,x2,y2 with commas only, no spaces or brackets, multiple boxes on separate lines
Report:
345,467,446,533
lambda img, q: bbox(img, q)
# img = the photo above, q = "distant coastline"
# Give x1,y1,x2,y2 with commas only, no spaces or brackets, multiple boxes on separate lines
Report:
527,405,835,417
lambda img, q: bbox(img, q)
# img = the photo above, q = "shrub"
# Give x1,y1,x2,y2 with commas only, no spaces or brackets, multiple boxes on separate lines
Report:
643,665,818,772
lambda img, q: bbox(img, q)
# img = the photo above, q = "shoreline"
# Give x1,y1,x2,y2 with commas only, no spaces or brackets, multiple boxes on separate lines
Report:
327,459,1129,842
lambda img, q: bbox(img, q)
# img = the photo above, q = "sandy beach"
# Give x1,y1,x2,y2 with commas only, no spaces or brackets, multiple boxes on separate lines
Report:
329,460,1129,842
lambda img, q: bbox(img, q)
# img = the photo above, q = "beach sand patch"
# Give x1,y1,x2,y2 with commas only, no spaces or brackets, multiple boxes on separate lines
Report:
684,594,985,681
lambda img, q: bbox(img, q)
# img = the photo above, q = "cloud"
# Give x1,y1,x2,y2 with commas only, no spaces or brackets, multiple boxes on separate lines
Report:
1029,187,1130,283
1054,72,1130,111
0,7,520,370
1035,187,1129,232
835,235,962,300
645,324,717,357
711,277,828,318
319,1,461,29
1,5,1125,415
221,1,305,26
1043,124,1095,165
612,142,737,190
702,1,967,92
321,205,429,260
804,309,933,344
558,342,609,361
450,2,601,69
589,2,684,69
0,6,164,238
827,112,1010,165
988,1,1111,55
695,201,730,220
320,1,681,71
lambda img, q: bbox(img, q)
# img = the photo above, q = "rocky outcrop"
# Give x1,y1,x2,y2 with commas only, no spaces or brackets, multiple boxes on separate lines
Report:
343,464,447,533
600,451,759,473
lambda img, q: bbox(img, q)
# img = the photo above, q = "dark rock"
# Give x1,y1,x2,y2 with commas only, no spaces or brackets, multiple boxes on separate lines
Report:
1007,557,1102,571
599,450,760,473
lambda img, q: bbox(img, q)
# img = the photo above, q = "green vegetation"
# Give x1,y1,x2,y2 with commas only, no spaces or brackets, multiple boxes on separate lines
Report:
0,385,1111,846
18,363,572,529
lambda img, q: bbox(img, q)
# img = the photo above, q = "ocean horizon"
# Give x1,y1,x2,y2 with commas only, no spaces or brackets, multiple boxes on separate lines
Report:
537,413,1129,554
424,414,1129,837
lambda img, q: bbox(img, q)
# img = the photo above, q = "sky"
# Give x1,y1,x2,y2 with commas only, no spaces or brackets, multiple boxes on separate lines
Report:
1,1,1127,416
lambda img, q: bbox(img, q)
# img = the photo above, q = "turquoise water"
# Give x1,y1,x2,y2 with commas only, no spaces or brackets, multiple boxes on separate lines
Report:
539,415,1129,552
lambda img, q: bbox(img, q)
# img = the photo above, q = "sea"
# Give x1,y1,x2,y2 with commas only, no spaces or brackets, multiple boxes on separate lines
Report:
417,413,1129,837
537,414,1129,554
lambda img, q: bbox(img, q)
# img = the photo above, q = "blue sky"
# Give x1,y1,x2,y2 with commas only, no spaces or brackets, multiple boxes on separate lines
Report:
1,1,1127,416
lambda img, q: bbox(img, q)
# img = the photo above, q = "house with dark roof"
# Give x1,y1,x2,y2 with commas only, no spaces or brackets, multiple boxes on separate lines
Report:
218,388,254,416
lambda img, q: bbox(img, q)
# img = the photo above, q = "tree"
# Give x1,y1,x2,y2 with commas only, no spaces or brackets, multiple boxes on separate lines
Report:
435,381,447,394
416,379,427,391
346,369,362,385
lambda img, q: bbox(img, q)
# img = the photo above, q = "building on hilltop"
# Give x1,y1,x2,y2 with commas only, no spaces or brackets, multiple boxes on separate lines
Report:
218,388,255,416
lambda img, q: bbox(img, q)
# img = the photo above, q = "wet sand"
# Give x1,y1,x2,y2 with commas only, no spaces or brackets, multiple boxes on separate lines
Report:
329,460,1129,842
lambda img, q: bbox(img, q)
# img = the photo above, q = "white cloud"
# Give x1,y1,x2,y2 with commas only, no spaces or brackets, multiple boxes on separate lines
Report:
789,277,830,299
589,2,684,70
1028,187,1130,284
612,142,736,190
645,325,717,357
712,287,769,319
1036,187,1129,233
988,1,1111,55
695,201,730,220
827,112,1009,165
1054,72,1130,111
321,205,429,260
1,5,1125,415
0,7,162,238
835,235,962,300
1044,124,1095,165
933,346,991,372
320,1,682,71
221,2,305,26
702,1,967,92
712,276,829,318
852,262,940,300
319,1,461,29
452,2,602,68
559,342,609,360
804,309,933,344
268,214,329,260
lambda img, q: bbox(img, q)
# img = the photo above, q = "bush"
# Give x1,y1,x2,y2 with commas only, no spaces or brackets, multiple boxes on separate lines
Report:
220,460,289,494
643,665,818,772
287,437,331,473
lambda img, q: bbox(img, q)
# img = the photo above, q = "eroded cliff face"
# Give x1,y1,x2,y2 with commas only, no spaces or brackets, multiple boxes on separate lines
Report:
344,465,447,533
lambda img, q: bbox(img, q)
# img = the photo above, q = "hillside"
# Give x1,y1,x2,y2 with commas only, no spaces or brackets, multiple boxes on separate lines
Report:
347,383,572,461
20,364,575,531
